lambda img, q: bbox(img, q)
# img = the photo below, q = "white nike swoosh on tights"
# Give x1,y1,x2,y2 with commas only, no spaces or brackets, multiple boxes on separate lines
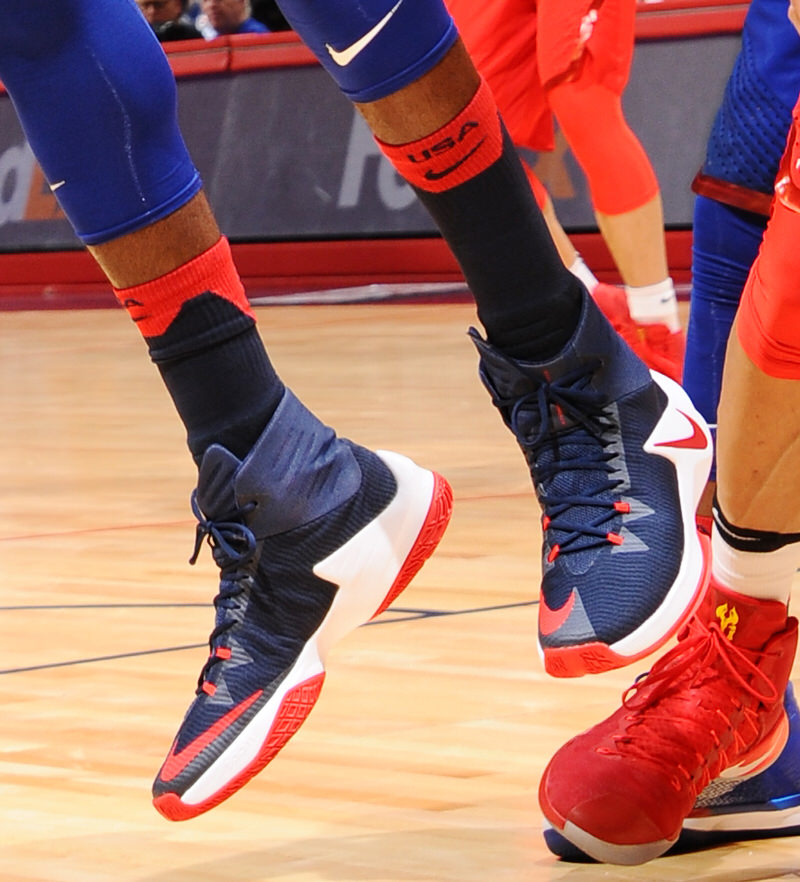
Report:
325,0,404,67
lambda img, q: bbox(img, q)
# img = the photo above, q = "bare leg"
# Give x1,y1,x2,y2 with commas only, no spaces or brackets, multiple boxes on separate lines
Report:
716,319,800,533
355,39,478,142
88,191,220,289
542,194,579,269
595,192,670,288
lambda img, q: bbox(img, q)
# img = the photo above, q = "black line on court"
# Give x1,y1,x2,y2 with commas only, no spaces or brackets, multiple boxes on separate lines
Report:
0,644,205,675
0,600,536,675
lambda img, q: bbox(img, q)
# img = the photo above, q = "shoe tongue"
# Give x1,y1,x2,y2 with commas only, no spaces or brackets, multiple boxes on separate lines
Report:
703,581,788,651
468,328,588,444
468,326,582,396
196,444,242,517
467,289,649,422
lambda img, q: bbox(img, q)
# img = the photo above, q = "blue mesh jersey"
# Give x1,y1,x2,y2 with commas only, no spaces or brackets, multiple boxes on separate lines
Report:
704,0,800,195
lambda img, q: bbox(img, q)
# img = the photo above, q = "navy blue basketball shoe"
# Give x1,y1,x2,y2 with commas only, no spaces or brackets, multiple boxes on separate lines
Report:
152,389,452,820
543,681,800,860
470,288,712,677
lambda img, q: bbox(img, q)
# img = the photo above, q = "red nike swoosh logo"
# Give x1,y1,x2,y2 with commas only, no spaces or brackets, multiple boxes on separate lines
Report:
158,689,262,783
539,590,575,637
654,410,709,450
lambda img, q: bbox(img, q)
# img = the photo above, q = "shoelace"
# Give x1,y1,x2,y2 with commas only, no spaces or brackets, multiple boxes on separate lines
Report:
503,360,628,559
189,491,258,692
601,617,780,793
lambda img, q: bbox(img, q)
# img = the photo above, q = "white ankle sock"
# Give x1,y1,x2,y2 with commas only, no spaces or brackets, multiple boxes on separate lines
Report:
568,255,599,293
712,526,800,605
625,278,680,331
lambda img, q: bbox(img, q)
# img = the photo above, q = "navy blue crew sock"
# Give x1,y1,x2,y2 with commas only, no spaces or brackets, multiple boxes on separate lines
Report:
114,238,284,464
377,79,583,363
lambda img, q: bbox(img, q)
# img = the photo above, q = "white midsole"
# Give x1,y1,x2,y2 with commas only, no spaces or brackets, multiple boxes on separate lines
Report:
610,370,712,657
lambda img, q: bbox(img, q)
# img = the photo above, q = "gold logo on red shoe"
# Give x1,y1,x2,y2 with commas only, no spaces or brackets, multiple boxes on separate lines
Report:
716,602,739,640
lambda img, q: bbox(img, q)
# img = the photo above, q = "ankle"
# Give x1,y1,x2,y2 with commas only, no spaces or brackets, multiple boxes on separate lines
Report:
711,501,800,605
626,278,680,331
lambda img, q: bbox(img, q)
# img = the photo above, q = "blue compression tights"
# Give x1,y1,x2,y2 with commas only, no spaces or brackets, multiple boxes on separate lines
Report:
684,194,767,475
0,0,200,244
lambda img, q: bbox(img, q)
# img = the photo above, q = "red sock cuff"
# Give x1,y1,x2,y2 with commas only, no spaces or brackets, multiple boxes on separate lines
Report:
113,236,254,338
376,78,503,193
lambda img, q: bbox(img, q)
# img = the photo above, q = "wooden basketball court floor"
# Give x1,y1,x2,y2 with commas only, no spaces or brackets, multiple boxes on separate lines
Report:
2,301,800,882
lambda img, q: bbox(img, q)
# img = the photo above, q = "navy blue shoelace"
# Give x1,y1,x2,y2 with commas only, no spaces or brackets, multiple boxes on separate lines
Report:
502,361,628,560
189,492,258,691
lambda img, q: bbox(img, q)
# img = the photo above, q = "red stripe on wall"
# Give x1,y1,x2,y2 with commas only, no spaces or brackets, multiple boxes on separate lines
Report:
0,231,693,310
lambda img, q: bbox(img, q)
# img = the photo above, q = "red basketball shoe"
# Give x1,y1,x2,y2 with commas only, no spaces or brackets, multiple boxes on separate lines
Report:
539,580,797,864
592,283,685,383
638,320,686,384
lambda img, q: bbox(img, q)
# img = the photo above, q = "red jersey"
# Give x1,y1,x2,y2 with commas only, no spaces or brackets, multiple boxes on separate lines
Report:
446,0,636,151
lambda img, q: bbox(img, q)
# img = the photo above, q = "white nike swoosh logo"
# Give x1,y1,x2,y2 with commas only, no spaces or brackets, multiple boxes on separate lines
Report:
325,0,404,67
49,180,66,192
